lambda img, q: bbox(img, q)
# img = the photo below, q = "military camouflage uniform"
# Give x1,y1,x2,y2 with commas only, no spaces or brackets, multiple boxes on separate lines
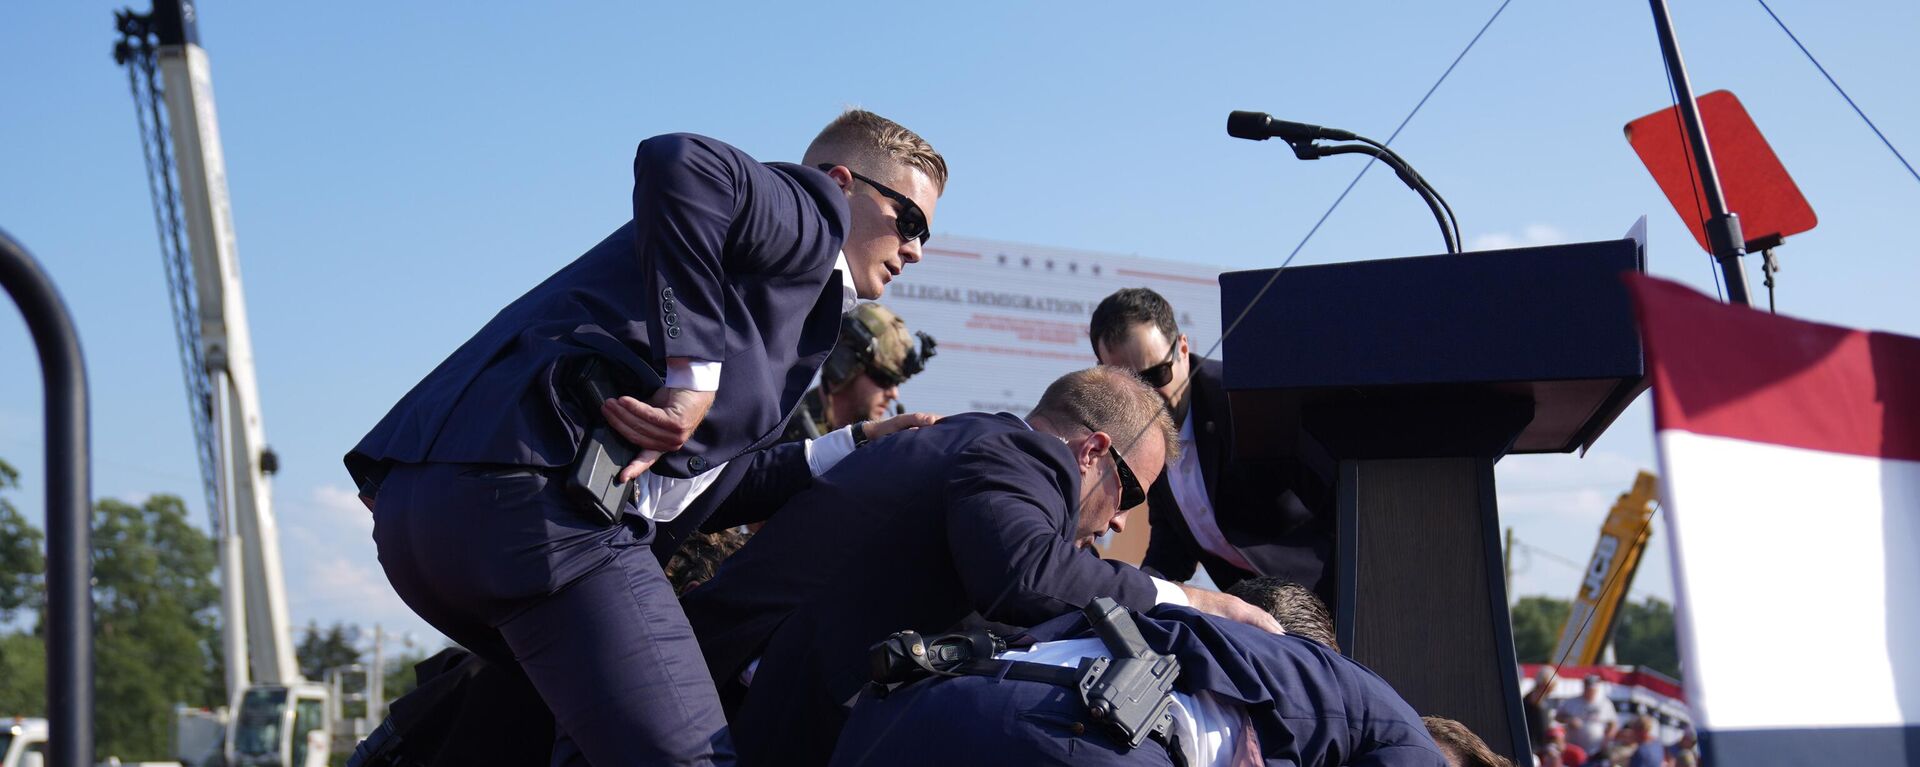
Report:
780,302,934,443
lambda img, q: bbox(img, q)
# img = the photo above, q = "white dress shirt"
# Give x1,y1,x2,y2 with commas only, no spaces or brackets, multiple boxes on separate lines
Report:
1166,411,1257,573
633,254,859,522
1001,638,1258,767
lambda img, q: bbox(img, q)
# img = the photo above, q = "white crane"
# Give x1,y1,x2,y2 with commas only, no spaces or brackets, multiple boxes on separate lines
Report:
114,2,331,765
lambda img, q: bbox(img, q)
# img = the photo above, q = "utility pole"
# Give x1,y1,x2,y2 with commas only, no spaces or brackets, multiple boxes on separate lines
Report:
1504,527,1515,603
370,624,386,723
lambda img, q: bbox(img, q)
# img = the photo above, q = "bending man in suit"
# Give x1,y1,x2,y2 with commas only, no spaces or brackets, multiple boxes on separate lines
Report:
1090,288,1336,600
346,110,946,766
682,366,1282,766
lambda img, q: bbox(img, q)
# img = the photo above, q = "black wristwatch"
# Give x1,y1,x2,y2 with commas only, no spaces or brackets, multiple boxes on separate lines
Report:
852,421,872,448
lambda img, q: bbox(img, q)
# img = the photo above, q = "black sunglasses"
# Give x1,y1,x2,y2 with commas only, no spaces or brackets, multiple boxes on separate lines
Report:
1137,343,1180,389
1080,421,1147,509
817,164,930,245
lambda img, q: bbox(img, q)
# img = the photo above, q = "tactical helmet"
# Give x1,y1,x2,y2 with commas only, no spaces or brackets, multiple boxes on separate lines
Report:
822,303,936,390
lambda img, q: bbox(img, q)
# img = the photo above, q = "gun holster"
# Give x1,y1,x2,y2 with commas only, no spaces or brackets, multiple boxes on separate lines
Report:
562,356,662,525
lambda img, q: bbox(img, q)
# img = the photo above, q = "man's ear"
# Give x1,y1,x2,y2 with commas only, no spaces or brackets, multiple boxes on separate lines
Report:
1078,431,1112,470
822,164,855,194
1178,333,1190,358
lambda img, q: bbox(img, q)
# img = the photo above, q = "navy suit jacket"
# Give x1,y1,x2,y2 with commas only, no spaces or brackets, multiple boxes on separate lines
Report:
680,412,1164,764
1021,605,1445,766
1142,355,1337,600
347,133,848,487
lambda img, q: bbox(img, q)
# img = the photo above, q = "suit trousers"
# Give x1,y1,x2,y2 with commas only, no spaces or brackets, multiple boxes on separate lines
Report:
372,462,734,767
828,676,1176,767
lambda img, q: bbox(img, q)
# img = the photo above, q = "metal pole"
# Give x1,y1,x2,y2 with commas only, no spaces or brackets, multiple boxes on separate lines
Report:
1648,0,1754,307
0,228,93,767
1504,527,1515,600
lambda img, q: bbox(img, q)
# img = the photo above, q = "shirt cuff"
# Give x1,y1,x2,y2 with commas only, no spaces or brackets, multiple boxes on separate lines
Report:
805,425,859,476
1150,577,1190,607
665,358,723,392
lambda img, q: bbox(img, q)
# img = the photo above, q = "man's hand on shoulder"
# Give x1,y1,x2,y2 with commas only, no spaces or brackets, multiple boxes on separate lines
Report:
603,387,716,482
1179,583,1285,635
865,411,940,440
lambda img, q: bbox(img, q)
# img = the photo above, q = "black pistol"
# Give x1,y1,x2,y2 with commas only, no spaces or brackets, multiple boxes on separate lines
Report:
1078,597,1180,750
565,356,661,524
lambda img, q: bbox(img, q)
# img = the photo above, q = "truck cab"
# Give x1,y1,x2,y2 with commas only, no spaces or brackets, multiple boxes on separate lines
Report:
1,718,49,767
227,684,330,767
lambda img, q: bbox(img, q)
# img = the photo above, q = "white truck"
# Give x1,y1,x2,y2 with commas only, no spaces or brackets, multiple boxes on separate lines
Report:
1,718,185,767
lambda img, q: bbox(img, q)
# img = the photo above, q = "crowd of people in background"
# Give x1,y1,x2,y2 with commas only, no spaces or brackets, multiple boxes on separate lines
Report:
1526,670,1700,767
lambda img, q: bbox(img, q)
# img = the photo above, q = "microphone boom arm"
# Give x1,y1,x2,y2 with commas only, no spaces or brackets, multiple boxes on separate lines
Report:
1304,142,1460,254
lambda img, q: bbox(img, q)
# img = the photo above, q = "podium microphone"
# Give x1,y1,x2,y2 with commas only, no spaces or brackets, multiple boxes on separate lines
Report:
1227,111,1358,143
1229,109,1462,254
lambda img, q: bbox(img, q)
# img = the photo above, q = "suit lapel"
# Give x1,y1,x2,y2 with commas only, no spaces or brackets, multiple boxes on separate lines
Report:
1190,356,1228,507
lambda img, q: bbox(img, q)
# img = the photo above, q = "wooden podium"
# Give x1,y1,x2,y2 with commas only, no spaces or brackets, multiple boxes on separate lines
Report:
1218,236,1647,761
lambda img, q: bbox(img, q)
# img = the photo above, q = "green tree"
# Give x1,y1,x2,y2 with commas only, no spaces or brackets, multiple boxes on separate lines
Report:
0,458,48,716
92,494,223,760
0,458,46,622
1508,595,1571,664
382,649,431,701
297,620,364,681
0,630,45,715
1611,596,1681,678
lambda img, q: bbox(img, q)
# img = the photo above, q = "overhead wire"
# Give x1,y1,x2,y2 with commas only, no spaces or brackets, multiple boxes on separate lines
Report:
1754,0,1920,188
1658,60,1725,302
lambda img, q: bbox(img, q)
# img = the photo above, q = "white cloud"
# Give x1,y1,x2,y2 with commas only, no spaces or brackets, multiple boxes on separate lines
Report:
312,483,374,534
273,482,449,649
1468,223,1567,252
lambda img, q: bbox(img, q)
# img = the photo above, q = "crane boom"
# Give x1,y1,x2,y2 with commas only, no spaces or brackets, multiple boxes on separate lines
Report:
118,4,337,764
160,20,301,692
1550,471,1658,667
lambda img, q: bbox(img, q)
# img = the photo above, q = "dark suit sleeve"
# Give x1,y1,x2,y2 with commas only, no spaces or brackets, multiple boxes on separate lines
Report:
943,433,1160,627
700,442,812,531
1139,476,1202,582
630,133,746,364
1347,744,1450,767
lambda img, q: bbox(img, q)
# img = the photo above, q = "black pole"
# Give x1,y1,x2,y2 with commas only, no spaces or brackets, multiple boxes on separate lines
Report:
1648,0,1754,307
0,228,93,767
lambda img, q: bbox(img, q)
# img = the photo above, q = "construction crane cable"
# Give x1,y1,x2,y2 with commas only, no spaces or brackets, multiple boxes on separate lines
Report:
116,11,221,532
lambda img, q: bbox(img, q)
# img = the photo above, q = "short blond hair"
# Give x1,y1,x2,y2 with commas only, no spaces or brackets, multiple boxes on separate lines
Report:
1029,366,1178,464
803,109,948,192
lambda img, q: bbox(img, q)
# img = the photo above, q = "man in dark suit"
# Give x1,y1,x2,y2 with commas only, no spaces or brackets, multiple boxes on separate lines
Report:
682,366,1282,766
347,110,946,766
1090,288,1336,600
831,604,1445,767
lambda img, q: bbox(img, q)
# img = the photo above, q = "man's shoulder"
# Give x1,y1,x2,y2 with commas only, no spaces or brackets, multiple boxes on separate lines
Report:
1192,354,1225,381
943,411,1030,434
639,132,754,164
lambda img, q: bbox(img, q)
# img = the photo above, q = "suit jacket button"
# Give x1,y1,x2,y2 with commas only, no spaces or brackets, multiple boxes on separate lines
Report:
688,456,709,472
667,326,681,339
665,311,679,327
663,297,676,312
663,286,676,300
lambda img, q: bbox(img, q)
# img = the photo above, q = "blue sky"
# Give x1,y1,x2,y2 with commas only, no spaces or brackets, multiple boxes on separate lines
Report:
3,1,1916,649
